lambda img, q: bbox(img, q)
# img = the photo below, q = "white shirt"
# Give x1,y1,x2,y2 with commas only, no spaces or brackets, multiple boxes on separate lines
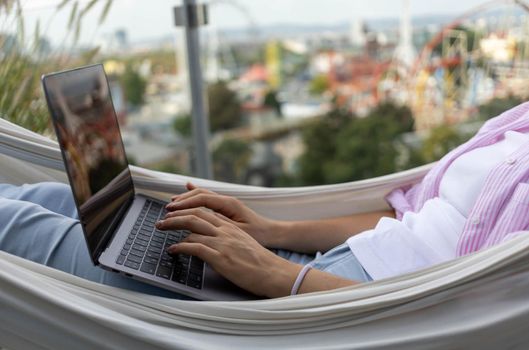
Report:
347,131,529,280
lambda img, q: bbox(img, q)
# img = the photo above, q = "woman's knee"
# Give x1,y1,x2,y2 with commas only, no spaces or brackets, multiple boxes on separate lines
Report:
30,182,72,199
0,182,72,201
21,182,77,218
0,195,81,265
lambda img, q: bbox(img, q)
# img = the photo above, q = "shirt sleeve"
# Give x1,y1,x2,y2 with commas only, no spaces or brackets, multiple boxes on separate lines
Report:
385,183,420,220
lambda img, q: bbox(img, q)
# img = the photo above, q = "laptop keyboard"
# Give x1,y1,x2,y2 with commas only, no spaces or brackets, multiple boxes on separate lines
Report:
116,199,205,289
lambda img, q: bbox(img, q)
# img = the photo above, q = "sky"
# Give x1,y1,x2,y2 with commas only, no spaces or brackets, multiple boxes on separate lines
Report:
19,0,491,45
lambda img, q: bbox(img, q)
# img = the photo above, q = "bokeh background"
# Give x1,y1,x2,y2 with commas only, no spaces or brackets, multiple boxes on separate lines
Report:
1,0,528,186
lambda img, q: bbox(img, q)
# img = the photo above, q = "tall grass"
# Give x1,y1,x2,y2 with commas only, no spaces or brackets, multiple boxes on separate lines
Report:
0,0,112,134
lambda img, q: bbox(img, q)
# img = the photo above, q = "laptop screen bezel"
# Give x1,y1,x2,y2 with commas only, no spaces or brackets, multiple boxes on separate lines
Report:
41,63,136,264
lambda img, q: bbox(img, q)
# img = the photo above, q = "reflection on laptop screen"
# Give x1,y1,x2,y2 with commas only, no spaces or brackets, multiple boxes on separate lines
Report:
43,65,134,258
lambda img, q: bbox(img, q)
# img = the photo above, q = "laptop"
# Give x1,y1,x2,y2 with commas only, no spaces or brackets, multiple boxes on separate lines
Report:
42,64,253,301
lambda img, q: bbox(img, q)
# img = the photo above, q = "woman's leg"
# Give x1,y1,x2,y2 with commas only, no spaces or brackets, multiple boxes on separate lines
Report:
0,196,191,298
0,183,368,293
272,249,316,265
275,244,372,283
310,243,372,282
0,182,78,219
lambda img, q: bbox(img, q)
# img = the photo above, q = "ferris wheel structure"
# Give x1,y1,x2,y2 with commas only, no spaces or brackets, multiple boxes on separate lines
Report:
388,0,529,130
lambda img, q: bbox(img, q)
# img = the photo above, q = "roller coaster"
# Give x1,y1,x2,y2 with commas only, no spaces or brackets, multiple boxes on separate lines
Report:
203,0,529,132
396,0,529,130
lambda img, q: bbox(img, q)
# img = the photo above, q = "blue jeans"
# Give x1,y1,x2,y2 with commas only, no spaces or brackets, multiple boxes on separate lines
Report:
274,245,372,282
0,182,371,298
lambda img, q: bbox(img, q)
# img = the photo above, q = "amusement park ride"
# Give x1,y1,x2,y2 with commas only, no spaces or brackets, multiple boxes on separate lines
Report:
385,0,529,130
195,0,529,133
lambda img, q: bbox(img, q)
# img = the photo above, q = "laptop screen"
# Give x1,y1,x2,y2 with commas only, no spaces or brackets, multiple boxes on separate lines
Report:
42,64,135,262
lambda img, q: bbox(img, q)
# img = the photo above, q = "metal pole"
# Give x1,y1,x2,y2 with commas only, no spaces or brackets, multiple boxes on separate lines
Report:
174,0,213,179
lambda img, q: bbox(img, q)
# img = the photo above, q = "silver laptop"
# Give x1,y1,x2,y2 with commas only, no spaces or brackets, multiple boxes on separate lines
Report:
42,64,253,301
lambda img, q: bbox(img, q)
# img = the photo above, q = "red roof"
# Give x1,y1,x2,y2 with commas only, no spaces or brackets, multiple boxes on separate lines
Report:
239,64,268,83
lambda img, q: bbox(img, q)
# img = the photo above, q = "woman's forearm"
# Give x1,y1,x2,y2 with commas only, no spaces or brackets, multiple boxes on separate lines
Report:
265,260,359,298
271,209,395,254
297,268,358,294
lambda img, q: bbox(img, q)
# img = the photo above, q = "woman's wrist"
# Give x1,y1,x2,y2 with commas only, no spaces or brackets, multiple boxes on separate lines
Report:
264,220,316,252
260,219,289,249
263,257,302,298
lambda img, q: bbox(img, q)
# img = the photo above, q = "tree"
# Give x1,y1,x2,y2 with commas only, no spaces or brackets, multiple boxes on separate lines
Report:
297,102,415,185
309,74,330,95
369,102,415,134
421,124,467,163
173,114,192,137
297,106,353,185
477,95,524,121
323,104,412,183
208,81,243,132
174,82,242,137
263,89,282,116
120,65,146,107
212,138,252,183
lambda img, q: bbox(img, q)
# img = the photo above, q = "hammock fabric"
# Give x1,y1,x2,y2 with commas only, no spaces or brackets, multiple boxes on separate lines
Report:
1,117,529,350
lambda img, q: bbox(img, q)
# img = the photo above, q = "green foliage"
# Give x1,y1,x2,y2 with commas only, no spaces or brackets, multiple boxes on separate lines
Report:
477,95,524,121
272,173,304,187
151,161,184,175
173,114,192,137
297,106,352,184
297,102,415,185
174,81,243,137
421,125,467,163
294,96,524,186
0,53,51,132
309,74,330,95
213,138,252,182
0,0,113,133
120,65,146,106
263,90,282,116
208,81,243,132
325,103,414,183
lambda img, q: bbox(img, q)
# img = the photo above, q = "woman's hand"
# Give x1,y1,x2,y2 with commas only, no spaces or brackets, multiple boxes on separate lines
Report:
156,208,300,298
166,183,282,248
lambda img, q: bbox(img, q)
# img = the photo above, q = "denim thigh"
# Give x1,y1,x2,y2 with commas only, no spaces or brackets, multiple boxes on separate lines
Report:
0,183,189,298
275,243,372,283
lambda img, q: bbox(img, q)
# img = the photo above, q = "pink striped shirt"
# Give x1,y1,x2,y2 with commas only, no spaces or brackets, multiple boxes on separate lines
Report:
386,102,529,256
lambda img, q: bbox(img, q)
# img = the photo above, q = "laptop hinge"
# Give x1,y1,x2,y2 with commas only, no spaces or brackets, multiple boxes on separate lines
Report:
93,196,135,263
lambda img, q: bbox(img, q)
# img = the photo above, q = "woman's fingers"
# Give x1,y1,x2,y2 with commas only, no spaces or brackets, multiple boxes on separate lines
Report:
169,187,215,205
213,211,237,225
164,208,225,227
156,214,219,236
183,232,217,247
166,193,235,215
171,182,202,201
167,242,219,262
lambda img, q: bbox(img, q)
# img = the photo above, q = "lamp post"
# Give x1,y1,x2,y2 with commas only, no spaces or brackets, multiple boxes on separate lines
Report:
174,0,213,179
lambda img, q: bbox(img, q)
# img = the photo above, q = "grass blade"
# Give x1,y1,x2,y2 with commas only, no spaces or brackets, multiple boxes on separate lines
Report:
98,0,112,24
67,0,78,30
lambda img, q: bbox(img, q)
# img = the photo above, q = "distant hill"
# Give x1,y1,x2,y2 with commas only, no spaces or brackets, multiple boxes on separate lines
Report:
127,7,525,48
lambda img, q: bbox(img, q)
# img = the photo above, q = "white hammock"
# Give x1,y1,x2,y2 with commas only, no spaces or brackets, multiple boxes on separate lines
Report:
1,117,529,349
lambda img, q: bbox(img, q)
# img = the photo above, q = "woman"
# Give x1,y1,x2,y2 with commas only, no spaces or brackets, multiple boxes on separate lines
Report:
1,102,528,299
